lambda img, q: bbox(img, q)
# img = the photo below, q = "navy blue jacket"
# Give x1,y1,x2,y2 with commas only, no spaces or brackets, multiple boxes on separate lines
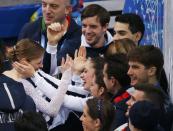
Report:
111,87,130,130
0,74,36,131
18,17,81,73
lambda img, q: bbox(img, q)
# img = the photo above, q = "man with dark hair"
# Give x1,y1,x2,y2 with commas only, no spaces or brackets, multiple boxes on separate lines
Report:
113,13,145,45
103,54,131,129
127,46,173,131
127,45,163,87
18,0,81,74
113,13,168,93
116,83,167,131
127,83,170,131
126,83,165,114
104,54,130,92
81,4,113,57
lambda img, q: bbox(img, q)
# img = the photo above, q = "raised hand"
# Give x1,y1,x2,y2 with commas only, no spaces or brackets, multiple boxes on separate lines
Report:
60,54,73,74
72,46,87,75
47,22,65,45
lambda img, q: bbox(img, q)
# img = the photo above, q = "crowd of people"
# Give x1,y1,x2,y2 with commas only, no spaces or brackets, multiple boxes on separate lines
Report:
0,0,173,131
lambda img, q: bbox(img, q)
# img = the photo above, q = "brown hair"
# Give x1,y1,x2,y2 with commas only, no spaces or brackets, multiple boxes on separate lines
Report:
90,57,110,100
134,83,165,112
127,45,164,80
7,39,45,62
81,4,110,27
106,38,136,57
86,98,115,131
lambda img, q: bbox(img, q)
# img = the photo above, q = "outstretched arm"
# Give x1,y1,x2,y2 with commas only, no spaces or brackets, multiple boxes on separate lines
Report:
20,69,71,117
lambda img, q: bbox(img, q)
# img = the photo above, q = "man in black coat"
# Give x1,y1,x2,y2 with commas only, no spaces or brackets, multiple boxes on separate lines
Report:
18,0,81,75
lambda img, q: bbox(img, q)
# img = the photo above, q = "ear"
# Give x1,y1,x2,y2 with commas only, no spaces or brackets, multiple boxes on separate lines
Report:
98,87,105,96
135,32,142,42
65,6,72,16
110,76,117,87
94,118,101,128
102,23,109,32
148,66,157,76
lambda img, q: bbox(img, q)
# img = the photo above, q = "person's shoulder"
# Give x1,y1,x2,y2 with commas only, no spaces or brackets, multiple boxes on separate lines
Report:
68,17,81,34
114,123,128,131
18,17,42,40
70,17,81,28
23,17,42,30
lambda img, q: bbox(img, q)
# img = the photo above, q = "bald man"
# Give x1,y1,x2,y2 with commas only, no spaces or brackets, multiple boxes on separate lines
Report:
19,0,81,74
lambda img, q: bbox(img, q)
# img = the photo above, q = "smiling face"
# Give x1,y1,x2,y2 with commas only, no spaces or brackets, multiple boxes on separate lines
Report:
113,22,139,45
42,0,71,25
80,60,95,91
82,16,107,48
127,61,150,86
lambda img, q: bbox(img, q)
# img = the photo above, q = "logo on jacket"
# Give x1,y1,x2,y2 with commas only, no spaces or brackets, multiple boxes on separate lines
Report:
0,109,23,124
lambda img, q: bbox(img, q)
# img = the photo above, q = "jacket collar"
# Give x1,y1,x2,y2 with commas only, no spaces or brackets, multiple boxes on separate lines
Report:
81,31,113,47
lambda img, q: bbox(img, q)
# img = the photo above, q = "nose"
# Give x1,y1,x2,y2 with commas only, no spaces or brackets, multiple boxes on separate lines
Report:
80,114,83,121
127,67,132,76
80,72,84,79
39,63,43,69
45,5,51,13
84,26,92,34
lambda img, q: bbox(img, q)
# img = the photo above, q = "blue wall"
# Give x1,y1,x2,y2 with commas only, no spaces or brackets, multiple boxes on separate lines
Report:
0,4,40,38
123,0,164,49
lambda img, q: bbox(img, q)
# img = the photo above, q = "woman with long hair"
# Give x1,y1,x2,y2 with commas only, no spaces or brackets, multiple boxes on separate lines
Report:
80,97,115,131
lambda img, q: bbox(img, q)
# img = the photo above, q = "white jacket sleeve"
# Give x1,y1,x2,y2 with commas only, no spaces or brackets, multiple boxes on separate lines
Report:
63,95,92,112
34,69,90,97
32,69,61,85
30,73,57,98
20,70,71,117
68,85,90,96
31,69,72,99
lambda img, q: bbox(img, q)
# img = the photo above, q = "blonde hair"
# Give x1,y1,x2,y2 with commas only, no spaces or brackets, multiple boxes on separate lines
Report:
7,39,45,62
106,38,136,57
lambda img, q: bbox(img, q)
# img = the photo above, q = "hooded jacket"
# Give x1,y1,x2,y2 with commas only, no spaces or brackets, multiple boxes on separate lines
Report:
0,74,36,131
81,31,113,57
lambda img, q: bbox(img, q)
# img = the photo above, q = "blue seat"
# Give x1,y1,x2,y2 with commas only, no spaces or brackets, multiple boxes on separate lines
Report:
0,4,40,38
